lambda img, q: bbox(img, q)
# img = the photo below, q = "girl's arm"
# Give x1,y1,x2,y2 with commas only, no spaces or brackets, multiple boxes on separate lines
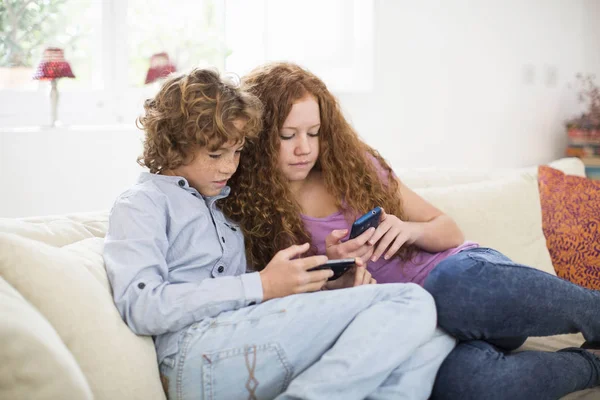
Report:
368,177,466,261
396,179,465,252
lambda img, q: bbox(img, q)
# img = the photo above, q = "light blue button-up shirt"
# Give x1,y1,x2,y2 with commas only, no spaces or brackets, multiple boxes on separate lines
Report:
103,172,263,363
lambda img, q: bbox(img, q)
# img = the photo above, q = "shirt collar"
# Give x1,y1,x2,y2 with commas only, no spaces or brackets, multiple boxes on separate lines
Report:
138,172,231,200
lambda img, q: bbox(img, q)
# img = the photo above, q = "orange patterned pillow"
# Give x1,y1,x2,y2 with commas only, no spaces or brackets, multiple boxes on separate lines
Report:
538,165,600,289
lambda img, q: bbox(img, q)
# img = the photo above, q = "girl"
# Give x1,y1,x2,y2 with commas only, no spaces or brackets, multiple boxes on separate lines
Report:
103,67,456,400
221,62,600,400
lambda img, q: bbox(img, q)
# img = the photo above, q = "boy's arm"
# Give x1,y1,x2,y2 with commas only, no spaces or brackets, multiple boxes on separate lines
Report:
103,192,263,336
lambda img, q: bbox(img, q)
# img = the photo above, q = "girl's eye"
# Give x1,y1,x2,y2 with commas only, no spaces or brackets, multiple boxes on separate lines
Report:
235,148,244,154
279,134,294,140
308,131,320,137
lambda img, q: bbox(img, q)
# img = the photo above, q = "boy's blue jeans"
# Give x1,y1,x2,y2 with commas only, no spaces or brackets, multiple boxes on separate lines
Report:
425,247,600,400
159,283,456,400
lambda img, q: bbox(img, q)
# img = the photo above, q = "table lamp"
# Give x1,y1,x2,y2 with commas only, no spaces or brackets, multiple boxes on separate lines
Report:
145,52,176,84
32,47,75,127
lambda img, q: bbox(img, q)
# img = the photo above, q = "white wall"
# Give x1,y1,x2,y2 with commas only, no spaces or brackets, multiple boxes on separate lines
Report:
339,0,600,168
0,126,145,217
2,0,600,217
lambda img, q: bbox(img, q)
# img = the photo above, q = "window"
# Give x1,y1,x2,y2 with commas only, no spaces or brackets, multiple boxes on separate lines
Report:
0,0,373,127
0,0,100,91
126,0,228,86
225,0,374,93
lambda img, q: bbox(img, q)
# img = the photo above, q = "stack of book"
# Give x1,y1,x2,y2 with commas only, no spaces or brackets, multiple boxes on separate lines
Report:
565,127,600,179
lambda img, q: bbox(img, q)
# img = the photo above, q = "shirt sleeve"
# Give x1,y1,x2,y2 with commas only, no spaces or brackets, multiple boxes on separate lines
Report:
103,190,263,336
366,152,397,185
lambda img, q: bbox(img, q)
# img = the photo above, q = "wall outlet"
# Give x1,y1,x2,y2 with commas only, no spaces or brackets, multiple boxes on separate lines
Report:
522,64,535,85
545,65,558,87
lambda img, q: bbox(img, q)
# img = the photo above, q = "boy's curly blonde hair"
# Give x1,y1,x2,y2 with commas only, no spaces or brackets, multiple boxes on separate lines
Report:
137,68,263,173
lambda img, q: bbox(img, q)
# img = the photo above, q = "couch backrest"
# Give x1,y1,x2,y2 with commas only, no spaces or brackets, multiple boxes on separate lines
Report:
397,157,585,189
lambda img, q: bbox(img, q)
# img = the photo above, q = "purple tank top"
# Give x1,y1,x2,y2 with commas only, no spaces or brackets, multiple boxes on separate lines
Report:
301,154,478,285
302,212,478,286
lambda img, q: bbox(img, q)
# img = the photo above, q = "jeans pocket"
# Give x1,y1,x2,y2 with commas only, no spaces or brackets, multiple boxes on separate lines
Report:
160,356,176,397
201,342,293,400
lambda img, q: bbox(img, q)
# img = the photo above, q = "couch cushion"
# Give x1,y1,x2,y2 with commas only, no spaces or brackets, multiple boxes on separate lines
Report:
398,157,585,189
0,233,166,400
538,166,600,290
415,173,555,275
0,276,93,400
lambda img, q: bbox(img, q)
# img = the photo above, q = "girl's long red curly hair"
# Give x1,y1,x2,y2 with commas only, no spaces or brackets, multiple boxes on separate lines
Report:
220,62,409,270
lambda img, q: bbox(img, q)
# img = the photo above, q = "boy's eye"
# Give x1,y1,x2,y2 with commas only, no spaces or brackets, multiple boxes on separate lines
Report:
209,154,222,159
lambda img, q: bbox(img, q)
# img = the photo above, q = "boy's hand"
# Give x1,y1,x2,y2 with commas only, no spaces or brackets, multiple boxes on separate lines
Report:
325,228,376,265
323,258,376,290
260,243,331,301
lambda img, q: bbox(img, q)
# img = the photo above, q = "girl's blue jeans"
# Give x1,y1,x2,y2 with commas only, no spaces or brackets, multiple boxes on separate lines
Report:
425,247,600,400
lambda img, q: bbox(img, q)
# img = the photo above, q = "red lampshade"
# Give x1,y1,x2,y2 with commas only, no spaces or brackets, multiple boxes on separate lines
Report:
145,52,176,84
33,48,75,80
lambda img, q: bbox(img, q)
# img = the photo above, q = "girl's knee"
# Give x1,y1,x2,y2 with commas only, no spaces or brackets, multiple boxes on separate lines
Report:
423,255,478,297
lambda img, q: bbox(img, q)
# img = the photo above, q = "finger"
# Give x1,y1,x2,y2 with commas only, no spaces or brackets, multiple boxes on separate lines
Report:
361,270,372,285
384,233,409,260
354,257,365,268
325,229,349,248
298,254,329,271
345,227,377,251
368,218,393,246
353,266,366,287
305,268,334,282
370,278,377,284
301,279,331,293
278,242,311,260
353,244,375,259
360,247,375,265
372,228,401,262
380,208,387,221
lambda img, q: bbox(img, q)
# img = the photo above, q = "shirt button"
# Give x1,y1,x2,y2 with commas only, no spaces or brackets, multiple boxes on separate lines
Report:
138,282,146,289
221,236,225,243
248,301,256,306
217,266,224,273
178,179,185,187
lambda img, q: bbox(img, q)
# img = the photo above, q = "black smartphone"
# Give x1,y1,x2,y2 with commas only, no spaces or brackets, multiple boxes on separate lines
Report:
308,258,355,281
349,207,382,240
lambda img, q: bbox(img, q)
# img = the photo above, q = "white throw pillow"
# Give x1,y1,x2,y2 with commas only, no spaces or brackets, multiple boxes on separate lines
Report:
0,233,166,400
415,173,556,275
0,212,108,248
0,276,93,400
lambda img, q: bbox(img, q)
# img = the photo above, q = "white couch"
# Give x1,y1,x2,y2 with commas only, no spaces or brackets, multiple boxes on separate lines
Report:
1,157,598,400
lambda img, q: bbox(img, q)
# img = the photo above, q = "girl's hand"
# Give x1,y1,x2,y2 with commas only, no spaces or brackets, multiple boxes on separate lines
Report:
259,243,331,301
324,227,376,264
368,208,424,262
323,258,377,290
